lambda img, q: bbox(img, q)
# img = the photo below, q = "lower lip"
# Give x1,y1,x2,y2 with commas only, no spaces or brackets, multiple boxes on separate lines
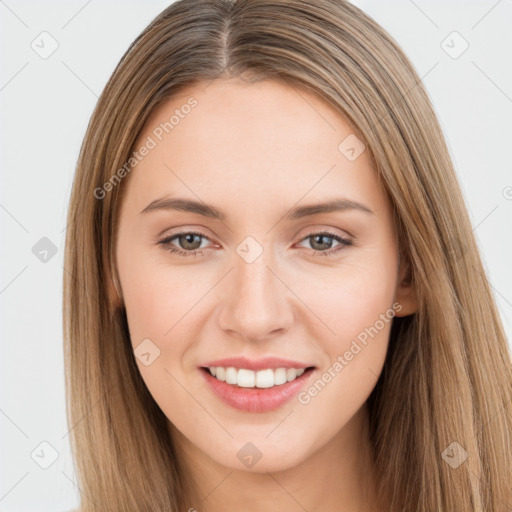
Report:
199,367,315,413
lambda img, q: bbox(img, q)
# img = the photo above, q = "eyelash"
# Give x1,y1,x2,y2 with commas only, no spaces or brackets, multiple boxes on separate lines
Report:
157,230,353,258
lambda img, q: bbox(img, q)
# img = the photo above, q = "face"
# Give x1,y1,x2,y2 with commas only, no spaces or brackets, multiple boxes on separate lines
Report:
115,77,416,473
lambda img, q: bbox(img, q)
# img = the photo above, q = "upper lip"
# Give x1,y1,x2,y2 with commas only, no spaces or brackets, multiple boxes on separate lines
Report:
200,356,315,372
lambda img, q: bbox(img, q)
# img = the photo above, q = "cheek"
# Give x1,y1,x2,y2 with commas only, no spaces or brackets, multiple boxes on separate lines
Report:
120,263,194,346
290,263,396,447
291,246,398,347
303,275,393,395
286,243,397,407
117,252,209,420
118,246,220,372
117,233,186,330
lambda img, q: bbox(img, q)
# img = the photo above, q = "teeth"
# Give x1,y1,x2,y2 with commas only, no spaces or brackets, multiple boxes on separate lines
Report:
225,367,238,385
286,368,297,381
207,366,308,388
215,367,226,381
237,369,255,387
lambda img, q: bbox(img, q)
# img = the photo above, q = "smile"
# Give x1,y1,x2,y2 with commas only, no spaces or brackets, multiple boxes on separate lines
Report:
206,366,306,388
199,365,316,413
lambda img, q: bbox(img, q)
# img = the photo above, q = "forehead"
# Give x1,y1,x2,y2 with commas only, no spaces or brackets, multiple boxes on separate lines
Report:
136,76,361,162
123,77,384,217
143,76,348,137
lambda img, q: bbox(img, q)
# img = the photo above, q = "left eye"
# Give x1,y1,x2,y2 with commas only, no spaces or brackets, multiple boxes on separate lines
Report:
296,231,352,255
158,230,352,258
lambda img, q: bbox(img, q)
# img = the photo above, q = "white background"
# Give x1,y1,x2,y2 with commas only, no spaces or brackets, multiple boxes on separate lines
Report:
1,1,511,510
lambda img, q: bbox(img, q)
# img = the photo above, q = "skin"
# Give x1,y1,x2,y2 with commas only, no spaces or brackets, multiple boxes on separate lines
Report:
115,77,417,512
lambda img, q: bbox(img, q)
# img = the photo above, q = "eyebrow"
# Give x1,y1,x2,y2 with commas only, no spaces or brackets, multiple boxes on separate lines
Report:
139,197,374,220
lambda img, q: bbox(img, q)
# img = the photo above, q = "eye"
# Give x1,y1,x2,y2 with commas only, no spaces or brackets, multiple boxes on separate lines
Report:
296,231,352,256
158,231,213,257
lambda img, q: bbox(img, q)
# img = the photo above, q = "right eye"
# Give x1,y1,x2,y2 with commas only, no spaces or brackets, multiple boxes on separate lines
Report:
158,231,213,257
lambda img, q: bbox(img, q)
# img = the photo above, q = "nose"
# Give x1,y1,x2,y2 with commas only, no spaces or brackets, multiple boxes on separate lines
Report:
216,244,294,342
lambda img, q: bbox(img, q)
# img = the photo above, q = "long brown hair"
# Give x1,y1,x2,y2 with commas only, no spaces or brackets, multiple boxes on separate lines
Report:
63,0,512,510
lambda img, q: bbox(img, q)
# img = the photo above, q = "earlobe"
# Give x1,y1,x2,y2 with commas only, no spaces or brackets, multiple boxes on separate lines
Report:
394,259,418,317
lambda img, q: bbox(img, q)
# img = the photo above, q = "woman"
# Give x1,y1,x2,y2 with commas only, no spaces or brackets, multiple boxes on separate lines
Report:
63,0,512,510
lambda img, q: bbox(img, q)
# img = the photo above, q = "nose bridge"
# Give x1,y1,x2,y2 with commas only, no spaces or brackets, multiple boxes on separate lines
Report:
217,235,292,340
236,249,273,305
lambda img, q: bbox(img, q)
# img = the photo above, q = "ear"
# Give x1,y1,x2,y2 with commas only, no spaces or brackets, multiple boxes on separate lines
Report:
394,252,417,317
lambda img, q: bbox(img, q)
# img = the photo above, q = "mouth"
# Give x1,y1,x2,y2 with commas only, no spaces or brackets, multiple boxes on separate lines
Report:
198,364,317,413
